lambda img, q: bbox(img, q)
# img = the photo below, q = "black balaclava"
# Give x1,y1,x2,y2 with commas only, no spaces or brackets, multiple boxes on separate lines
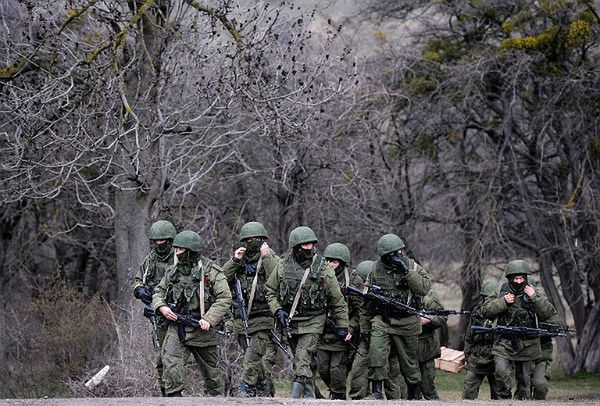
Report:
293,245,315,269
244,239,263,261
153,240,172,256
509,275,527,293
176,249,199,273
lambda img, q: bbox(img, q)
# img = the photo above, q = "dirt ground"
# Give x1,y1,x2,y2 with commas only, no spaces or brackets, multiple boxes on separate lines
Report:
2,398,600,406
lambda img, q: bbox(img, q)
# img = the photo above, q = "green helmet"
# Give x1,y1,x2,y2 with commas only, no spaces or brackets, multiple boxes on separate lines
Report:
149,220,176,240
504,260,532,277
377,233,406,257
239,221,268,241
480,280,498,297
288,226,318,248
323,243,351,264
356,260,374,280
172,230,203,252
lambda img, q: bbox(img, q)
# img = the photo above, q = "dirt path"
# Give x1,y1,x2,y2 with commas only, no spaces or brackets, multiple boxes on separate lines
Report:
1,398,599,406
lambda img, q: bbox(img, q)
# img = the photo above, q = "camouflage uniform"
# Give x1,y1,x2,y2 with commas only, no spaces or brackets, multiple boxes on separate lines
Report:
416,289,447,400
462,280,499,400
152,231,232,397
222,222,280,397
531,311,560,399
133,220,176,396
265,226,349,399
362,234,431,400
317,243,363,399
481,260,555,400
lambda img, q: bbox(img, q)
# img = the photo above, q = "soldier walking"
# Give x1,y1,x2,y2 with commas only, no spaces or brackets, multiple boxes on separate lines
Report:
222,221,280,397
317,243,363,399
133,220,177,397
462,280,500,400
265,226,350,398
152,230,232,397
481,260,555,399
362,234,431,400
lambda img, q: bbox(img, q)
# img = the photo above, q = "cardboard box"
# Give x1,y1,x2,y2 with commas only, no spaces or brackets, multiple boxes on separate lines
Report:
434,346,465,373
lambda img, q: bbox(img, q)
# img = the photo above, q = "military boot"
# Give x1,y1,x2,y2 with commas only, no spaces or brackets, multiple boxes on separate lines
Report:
303,378,316,398
160,387,166,397
256,380,273,397
407,383,421,400
365,380,384,400
331,391,346,400
291,381,305,398
239,381,257,397
166,390,182,397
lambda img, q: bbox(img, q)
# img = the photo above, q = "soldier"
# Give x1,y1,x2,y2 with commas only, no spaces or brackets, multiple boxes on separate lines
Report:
317,243,363,399
527,276,561,400
133,220,176,397
348,260,374,399
265,226,350,398
152,230,232,397
462,280,500,400
362,234,431,400
481,260,555,400
222,221,280,397
416,288,447,399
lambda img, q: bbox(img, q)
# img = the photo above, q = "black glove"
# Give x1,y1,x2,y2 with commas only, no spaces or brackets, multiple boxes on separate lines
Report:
390,255,410,275
143,304,155,319
360,331,371,343
275,308,289,328
337,327,349,339
134,286,153,305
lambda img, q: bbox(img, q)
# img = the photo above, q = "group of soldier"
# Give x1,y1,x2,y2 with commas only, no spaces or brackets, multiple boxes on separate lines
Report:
133,220,565,400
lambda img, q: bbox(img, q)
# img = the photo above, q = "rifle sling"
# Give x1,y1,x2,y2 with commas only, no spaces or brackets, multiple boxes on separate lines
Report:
247,255,263,317
199,259,205,318
288,256,315,321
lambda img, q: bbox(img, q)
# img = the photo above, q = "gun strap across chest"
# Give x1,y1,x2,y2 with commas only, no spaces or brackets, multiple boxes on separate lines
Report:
288,257,315,321
199,260,205,318
344,268,350,289
247,255,263,316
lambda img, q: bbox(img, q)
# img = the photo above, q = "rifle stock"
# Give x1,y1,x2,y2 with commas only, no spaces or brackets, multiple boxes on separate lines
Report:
234,277,251,346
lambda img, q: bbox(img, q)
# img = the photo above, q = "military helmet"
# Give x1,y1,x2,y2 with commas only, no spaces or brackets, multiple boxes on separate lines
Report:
377,233,406,257
149,220,176,240
356,260,374,280
504,259,532,277
323,243,351,264
172,230,203,252
239,221,268,241
288,226,318,248
480,280,498,297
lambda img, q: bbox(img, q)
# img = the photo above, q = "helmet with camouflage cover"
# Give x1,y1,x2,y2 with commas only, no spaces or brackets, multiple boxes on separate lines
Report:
239,221,268,241
149,220,176,240
377,233,406,257
504,259,532,278
480,280,498,297
172,230,203,252
323,243,351,264
356,260,374,280
288,226,318,248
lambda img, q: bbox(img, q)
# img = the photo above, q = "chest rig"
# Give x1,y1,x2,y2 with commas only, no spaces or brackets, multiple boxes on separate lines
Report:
278,254,328,317
144,249,174,290
498,282,538,328
166,257,216,318
236,259,271,318
369,260,423,319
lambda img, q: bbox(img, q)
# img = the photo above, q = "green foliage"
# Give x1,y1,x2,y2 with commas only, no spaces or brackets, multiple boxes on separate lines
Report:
501,26,558,51
423,38,463,63
407,74,437,95
567,19,593,48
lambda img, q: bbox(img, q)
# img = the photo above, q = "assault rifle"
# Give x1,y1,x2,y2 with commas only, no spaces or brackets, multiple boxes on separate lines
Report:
268,330,293,359
422,309,470,316
324,317,361,357
538,322,576,334
471,325,566,338
346,285,433,323
167,304,231,342
233,277,251,346
137,264,160,349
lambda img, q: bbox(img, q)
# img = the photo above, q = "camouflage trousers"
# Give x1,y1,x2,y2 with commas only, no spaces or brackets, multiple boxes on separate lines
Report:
289,333,319,379
237,330,277,395
350,340,406,400
531,359,551,400
463,370,499,400
494,356,533,400
418,358,439,400
317,348,349,396
154,321,168,389
161,328,224,396
368,329,420,386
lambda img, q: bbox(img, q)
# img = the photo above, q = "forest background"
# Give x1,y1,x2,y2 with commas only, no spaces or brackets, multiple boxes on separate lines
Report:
1,0,600,398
